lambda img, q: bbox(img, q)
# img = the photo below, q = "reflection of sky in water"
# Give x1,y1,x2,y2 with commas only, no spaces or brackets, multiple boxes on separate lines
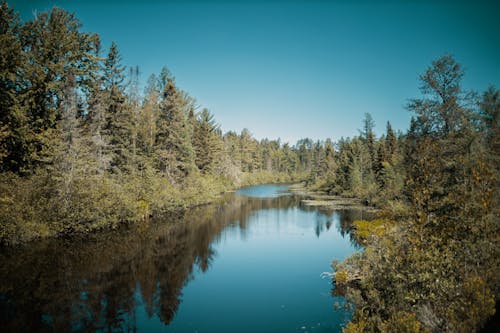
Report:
1,185,360,333
163,204,357,332
236,184,291,198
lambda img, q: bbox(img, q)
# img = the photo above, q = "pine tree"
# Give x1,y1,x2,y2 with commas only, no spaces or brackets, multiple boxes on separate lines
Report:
406,55,476,230
54,72,91,209
0,1,24,171
282,142,298,174
102,42,134,172
137,74,160,157
334,137,352,194
385,121,397,157
193,108,221,173
19,7,99,171
296,138,314,172
86,84,111,174
155,75,195,181
239,128,257,172
361,112,376,171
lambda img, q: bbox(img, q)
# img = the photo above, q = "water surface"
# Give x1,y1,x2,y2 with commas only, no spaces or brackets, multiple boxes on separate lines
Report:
0,184,365,332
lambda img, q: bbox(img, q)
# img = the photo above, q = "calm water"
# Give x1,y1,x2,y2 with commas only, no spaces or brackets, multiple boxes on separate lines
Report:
0,184,368,332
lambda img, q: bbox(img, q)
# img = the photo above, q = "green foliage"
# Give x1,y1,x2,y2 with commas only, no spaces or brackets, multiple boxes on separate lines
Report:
0,5,313,245
193,108,222,173
352,219,391,244
155,75,196,180
0,8,497,332
334,55,500,333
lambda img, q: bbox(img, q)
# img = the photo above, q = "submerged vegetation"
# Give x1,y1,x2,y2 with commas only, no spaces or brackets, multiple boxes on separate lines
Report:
0,1,498,331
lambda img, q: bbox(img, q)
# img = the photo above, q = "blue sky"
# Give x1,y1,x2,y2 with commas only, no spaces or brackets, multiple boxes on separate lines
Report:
11,0,500,143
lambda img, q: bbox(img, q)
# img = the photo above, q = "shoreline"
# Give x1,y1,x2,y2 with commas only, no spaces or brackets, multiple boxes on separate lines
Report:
289,182,379,212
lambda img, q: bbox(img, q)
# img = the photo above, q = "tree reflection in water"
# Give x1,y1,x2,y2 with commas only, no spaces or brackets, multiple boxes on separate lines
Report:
0,192,361,332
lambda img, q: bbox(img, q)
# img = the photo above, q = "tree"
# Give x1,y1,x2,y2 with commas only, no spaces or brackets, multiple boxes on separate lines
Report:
155,75,195,180
407,54,469,137
53,72,94,211
136,74,160,157
385,121,397,157
296,138,314,172
335,56,499,332
193,108,221,173
0,0,24,171
361,112,376,170
479,86,500,163
102,42,134,172
19,7,99,171
406,55,475,230
0,5,100,173
239,128,258,172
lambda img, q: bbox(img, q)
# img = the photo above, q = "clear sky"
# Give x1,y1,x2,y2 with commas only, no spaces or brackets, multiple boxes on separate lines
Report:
10,0,500,143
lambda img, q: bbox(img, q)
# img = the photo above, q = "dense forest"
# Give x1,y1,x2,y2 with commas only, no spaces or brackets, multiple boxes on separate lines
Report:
330,57,500,331
0,2,498,332
0,2,402,245
0,2,317,244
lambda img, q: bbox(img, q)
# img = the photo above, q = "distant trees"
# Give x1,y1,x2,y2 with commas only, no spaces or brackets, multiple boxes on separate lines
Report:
0,3,311,244
1,5,498,330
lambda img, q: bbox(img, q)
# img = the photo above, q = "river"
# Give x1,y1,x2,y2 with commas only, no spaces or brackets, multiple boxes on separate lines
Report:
0,184,369,332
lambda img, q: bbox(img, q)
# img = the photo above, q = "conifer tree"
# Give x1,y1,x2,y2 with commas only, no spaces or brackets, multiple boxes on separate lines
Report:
406,55,474,230
282,142,298,174
361,112,376,170
102,42,134,172
137,74,160,157
0,6,99,172
0,1,24,171
193,108,221,173
155,75,195,180
239,128,257,172
385,121,397,157
19,7,99,171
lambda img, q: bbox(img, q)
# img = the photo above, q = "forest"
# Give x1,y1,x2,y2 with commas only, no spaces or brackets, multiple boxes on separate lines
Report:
0,2,498,332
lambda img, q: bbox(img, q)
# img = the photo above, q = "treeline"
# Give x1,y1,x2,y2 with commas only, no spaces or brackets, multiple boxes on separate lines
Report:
305,113,406,209
1,3,499,329
0,2,317,244
331,56,499,332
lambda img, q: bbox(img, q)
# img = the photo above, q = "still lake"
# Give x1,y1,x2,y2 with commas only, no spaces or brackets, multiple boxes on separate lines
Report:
0,184,369,332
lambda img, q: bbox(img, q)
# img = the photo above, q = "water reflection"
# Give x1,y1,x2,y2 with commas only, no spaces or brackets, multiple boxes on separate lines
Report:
0,189,364,332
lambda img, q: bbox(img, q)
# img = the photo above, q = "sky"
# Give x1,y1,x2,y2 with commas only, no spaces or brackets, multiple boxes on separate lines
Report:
10,0,500,143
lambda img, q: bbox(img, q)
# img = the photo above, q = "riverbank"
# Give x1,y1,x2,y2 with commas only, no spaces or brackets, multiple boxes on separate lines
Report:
0,183,359,332
327,195,498,332
289,183,378,212
0,170,303,246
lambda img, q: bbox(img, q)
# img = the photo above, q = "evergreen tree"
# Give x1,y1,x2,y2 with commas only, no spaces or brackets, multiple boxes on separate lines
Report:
54,72,93,211
193,108,221,173
333,137,351,194
296,138,314,172
406,55,475,230
239,128,257,172
0,1,24,171
155,75,195,181
19,7,99,171
385,121,397,157
137,74,160,157
86,83,111,174
282,142,298,174
361,112,376,170
102,42,134,172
